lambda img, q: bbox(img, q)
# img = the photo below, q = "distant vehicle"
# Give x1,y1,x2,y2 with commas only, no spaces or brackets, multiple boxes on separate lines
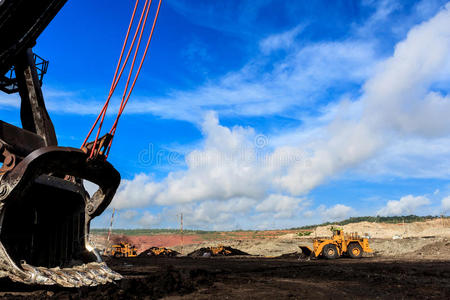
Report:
299,227,373,259
111,242,138,258
139,247,180,257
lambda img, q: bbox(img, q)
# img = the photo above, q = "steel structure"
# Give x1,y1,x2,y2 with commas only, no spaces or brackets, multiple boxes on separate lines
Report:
0,0,122,286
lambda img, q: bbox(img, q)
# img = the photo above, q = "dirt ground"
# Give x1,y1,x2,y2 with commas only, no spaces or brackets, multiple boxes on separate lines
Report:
0,256,448,299
91,219,450,258
0,220,448,298
166,236,450,260
102,234,203,254
311,219,450,239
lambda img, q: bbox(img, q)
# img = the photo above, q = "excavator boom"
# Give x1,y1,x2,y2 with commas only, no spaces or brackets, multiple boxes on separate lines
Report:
0,0,122,287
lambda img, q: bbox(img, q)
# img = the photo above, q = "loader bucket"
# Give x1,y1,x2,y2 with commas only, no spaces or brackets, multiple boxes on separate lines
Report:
299,246,313,257
0,145,122,287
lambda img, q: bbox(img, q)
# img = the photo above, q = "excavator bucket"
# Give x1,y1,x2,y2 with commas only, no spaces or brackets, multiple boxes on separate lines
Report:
0,0,123,287
0,123,122,286
298,246,314,257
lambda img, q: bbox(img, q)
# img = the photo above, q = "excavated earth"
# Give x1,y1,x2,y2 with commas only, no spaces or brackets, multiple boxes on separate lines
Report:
0,219,449,299
0,256,448,299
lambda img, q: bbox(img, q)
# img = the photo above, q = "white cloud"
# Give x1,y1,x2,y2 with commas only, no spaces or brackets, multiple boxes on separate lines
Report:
275,4,450,194
129,38,377,122
255,194,306,218
120,210,138,221
165,197,257,230
137,211,161,227
356,0,400,37
303,210,315,218
25,33,379,123
152,112,269,205
319,204,355,221
83,180,99,197
111,112,310,208
442,196,450,213
259,25,304,54
111,3,450,212
105,5,450,228
377,195,431,216
111,174,162,209
351,136,450,179
0,93,20,108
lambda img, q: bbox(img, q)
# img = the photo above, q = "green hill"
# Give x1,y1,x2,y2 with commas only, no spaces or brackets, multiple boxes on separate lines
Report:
91,215,449,235
290,215,449,230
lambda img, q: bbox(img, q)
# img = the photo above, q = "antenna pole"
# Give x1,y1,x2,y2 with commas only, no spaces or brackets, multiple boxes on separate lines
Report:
180,213,184,254
107,208,116,242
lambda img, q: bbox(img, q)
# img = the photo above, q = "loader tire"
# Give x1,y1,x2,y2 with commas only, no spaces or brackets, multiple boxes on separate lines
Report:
348,243,363,259
323,244,338,259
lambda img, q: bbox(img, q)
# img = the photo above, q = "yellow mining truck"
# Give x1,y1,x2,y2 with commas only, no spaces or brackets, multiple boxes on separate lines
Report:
299,227,372,259
111,243,138,258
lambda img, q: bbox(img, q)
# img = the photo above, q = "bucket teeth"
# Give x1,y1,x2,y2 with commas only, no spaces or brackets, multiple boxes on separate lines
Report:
15,262,122,287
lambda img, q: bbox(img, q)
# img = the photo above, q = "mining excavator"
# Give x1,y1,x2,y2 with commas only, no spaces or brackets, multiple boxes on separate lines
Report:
0,0,161,287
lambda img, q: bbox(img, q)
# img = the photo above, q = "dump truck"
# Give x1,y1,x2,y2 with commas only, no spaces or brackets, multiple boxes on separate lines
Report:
299,227,373,259
111,243,138,258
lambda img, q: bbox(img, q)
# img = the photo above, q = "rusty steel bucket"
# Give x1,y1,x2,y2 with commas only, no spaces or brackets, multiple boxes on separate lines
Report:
0,122,122,287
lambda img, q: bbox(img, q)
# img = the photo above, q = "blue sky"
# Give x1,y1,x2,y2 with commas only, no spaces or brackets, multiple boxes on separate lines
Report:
1,0,450,229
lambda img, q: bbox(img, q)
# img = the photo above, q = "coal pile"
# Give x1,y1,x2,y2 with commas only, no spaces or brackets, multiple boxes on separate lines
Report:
138,247,180,257
188,246,249,257
276,252,309,259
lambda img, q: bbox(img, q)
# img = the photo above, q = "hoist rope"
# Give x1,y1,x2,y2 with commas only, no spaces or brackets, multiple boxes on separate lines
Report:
81,0,162,159
81,0,141,149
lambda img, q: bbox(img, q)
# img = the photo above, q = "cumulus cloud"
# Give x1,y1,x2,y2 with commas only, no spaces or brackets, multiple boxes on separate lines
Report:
106,5,450,228
319,204,355,221
255,194,307,218
174,197,257,230
111,174,162,209
352,136,450,179
109,112,311,208
120,210,139,221
275,4,450,194
152,112,267,204
137,211,161,227
377,195,431,216
442,196,450,213
110,112,307,210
